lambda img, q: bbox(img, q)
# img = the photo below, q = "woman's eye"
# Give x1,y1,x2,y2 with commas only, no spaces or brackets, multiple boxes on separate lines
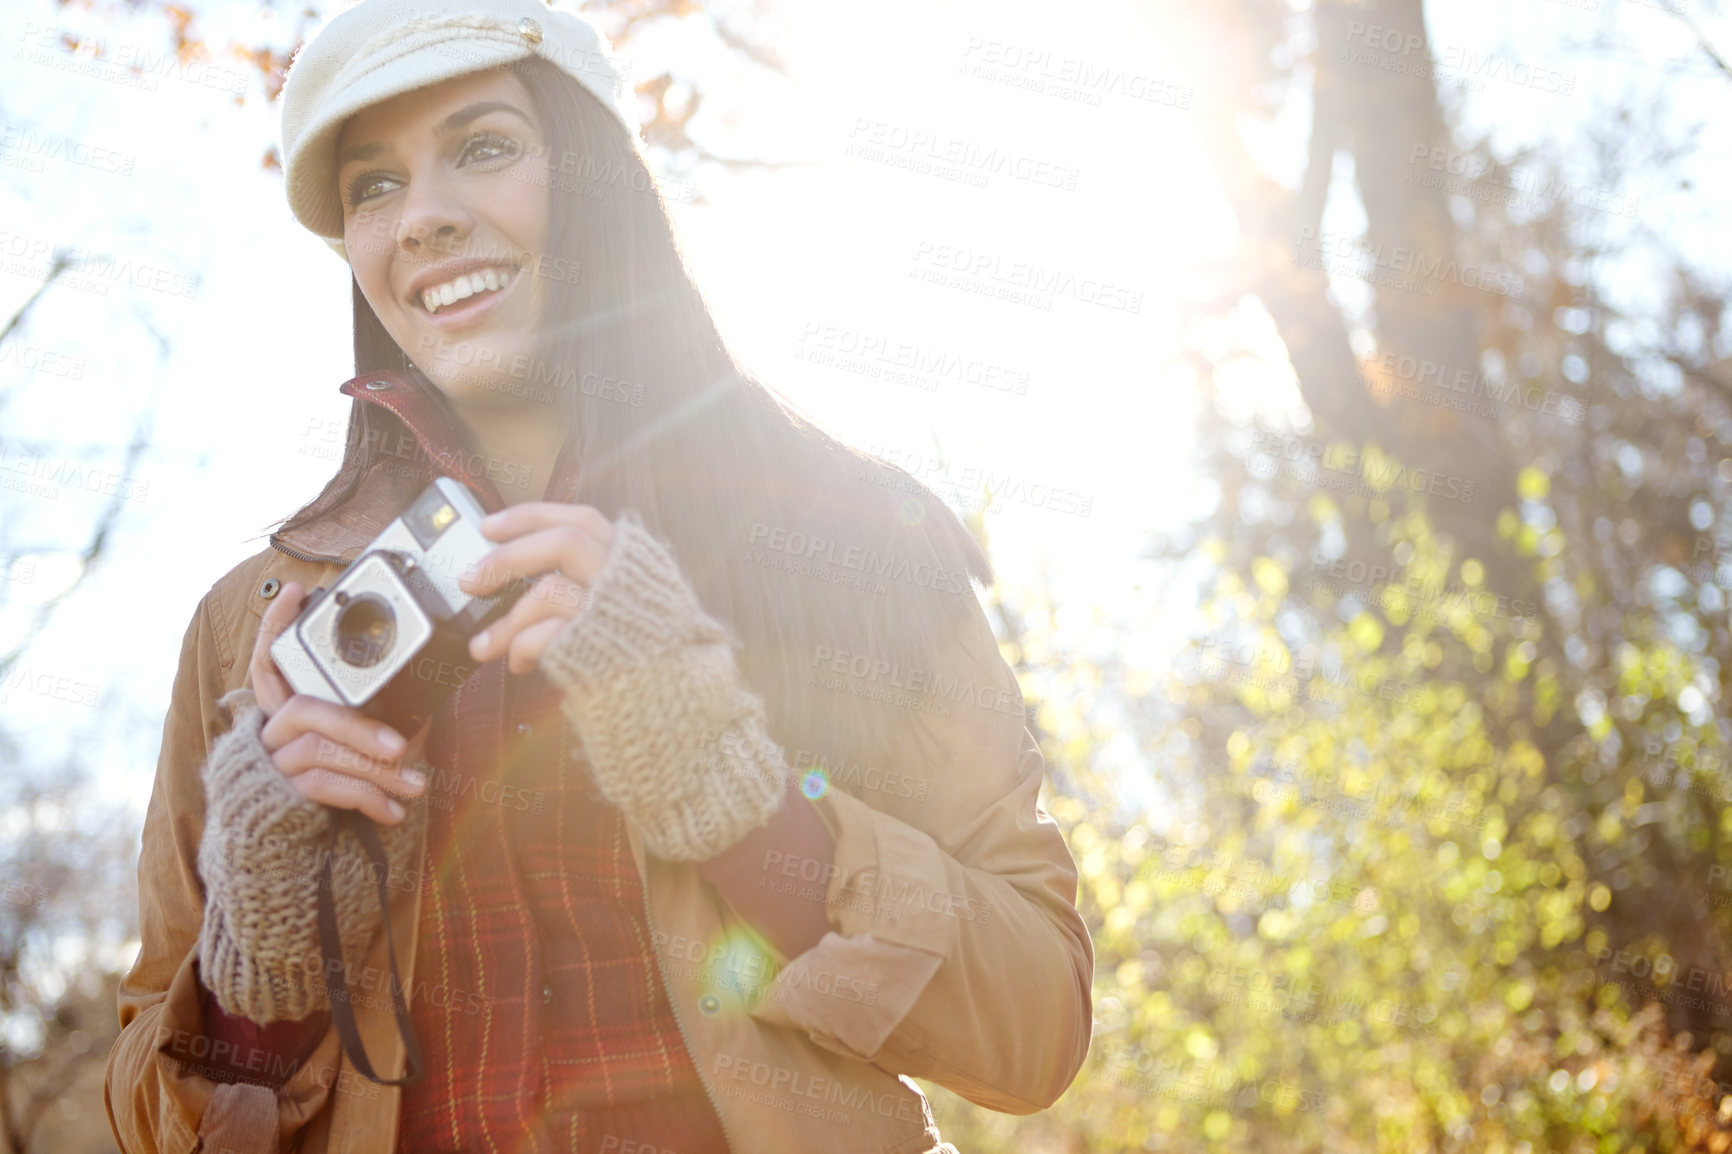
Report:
461,133,521,166
342,133,520,208
346,172,399,207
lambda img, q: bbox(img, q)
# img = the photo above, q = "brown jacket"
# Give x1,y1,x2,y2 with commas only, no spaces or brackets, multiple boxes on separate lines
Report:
104,452,1094,1154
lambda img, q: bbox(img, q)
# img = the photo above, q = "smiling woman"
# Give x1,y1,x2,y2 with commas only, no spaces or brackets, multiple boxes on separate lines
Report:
335,67,576,507
336,74,554,407
103,1,1093,1152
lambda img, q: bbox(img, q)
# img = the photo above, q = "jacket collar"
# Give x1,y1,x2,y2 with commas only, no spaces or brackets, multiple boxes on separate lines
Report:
270,370,581,564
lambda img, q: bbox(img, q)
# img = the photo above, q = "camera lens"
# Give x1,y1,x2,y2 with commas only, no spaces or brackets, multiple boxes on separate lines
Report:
333,594,397,668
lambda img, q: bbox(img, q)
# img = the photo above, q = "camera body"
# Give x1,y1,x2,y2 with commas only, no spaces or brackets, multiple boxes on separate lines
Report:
270,477,524,736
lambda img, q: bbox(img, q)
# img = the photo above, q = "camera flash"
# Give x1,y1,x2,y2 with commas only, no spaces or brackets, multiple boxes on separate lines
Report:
404,484,465,549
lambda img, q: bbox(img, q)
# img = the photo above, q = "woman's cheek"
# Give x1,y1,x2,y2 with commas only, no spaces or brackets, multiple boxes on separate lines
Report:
491,162,552,252
345,208,398,269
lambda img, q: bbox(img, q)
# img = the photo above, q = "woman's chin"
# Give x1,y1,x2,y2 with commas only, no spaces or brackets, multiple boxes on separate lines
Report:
406,324,555,402
421,364,557,411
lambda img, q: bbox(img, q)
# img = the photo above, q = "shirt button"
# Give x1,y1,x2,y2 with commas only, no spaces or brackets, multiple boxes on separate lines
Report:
542,983,554,1005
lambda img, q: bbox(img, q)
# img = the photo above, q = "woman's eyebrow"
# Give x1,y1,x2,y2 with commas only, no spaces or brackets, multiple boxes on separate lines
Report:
336,101,535,169
434,100,535,137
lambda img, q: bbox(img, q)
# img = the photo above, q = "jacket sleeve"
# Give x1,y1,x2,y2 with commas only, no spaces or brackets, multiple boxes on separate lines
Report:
532,514,1093,1112
104,592,350,1154
746,597,1095,1114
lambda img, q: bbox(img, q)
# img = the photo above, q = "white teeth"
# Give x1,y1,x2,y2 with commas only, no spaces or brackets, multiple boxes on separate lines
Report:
420,267,517,314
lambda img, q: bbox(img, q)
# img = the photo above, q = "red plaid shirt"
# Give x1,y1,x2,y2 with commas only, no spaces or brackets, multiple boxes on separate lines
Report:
204,378,729,1153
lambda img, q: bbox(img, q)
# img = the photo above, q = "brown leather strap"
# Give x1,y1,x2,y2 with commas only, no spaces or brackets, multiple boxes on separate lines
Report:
198,1081,280,1154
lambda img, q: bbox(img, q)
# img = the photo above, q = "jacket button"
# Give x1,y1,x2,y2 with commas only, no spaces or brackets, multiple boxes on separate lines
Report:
363,378,392,391
259,578,281,599
542,983,554,1005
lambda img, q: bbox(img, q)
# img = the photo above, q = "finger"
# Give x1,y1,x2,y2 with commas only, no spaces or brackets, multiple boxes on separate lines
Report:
459,526,607,596
459,526,610,597
262,694,407,763
257,581,306,644
249,582,306,715
251,654,292,719
290,768,408,826
469,573,584,663
506,616,567,676
462,505,611,591
479,503,613,546
271,731,427,799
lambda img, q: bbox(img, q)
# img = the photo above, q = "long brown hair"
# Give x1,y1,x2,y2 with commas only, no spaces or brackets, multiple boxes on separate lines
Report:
277,58,997,778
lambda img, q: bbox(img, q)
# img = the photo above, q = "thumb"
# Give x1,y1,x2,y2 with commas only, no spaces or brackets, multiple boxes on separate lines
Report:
260,581,306,639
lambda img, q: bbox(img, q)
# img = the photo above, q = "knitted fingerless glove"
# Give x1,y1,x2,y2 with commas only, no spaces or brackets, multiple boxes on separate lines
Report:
537,511,786,862
195,687,427,1024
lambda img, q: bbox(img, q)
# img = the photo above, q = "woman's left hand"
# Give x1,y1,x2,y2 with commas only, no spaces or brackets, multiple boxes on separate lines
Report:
459,503,615,674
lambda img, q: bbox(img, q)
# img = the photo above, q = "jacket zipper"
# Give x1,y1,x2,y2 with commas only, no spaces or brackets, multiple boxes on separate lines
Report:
641,870,740,1152
269,536,350,566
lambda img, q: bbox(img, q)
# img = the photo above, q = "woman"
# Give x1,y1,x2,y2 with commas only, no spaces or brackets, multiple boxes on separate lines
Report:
103,1,1093,1151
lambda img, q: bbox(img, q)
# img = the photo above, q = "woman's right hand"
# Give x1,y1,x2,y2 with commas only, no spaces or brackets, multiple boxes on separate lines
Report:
248,581,428,826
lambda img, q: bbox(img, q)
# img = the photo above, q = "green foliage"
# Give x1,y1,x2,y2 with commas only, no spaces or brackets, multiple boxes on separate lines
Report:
925,492,1732,1154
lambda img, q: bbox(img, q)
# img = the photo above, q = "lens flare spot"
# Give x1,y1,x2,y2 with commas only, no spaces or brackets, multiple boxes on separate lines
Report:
800,768,829,799
693,929,778,1011
899,498,926,526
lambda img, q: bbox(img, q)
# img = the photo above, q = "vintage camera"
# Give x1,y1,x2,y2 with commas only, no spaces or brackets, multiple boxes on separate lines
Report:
270,477,526,736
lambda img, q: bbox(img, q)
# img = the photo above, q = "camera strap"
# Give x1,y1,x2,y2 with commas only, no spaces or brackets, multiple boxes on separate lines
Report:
315,808,425,1086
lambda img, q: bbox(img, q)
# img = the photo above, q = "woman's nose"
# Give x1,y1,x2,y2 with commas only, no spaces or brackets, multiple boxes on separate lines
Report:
395,174,473,256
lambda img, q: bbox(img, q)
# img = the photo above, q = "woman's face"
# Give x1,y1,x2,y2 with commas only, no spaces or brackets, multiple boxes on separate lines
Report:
336,68,552,408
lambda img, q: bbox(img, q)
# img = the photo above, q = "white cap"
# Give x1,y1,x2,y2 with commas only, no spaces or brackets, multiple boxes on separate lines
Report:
279,0,634,260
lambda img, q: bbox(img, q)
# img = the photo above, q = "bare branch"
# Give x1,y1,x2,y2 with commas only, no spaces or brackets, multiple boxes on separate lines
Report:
1670,6,1732,82
0,251,70,352
0,408,154,681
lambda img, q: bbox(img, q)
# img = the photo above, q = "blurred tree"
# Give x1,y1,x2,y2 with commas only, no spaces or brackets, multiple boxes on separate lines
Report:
0,252,152,681
0,242,153,1154
0,757,136,1154
922,0,1732,1150
1169,0,1732,1102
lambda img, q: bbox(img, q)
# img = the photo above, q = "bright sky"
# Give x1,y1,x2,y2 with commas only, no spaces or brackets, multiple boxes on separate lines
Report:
0,0,1725,812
